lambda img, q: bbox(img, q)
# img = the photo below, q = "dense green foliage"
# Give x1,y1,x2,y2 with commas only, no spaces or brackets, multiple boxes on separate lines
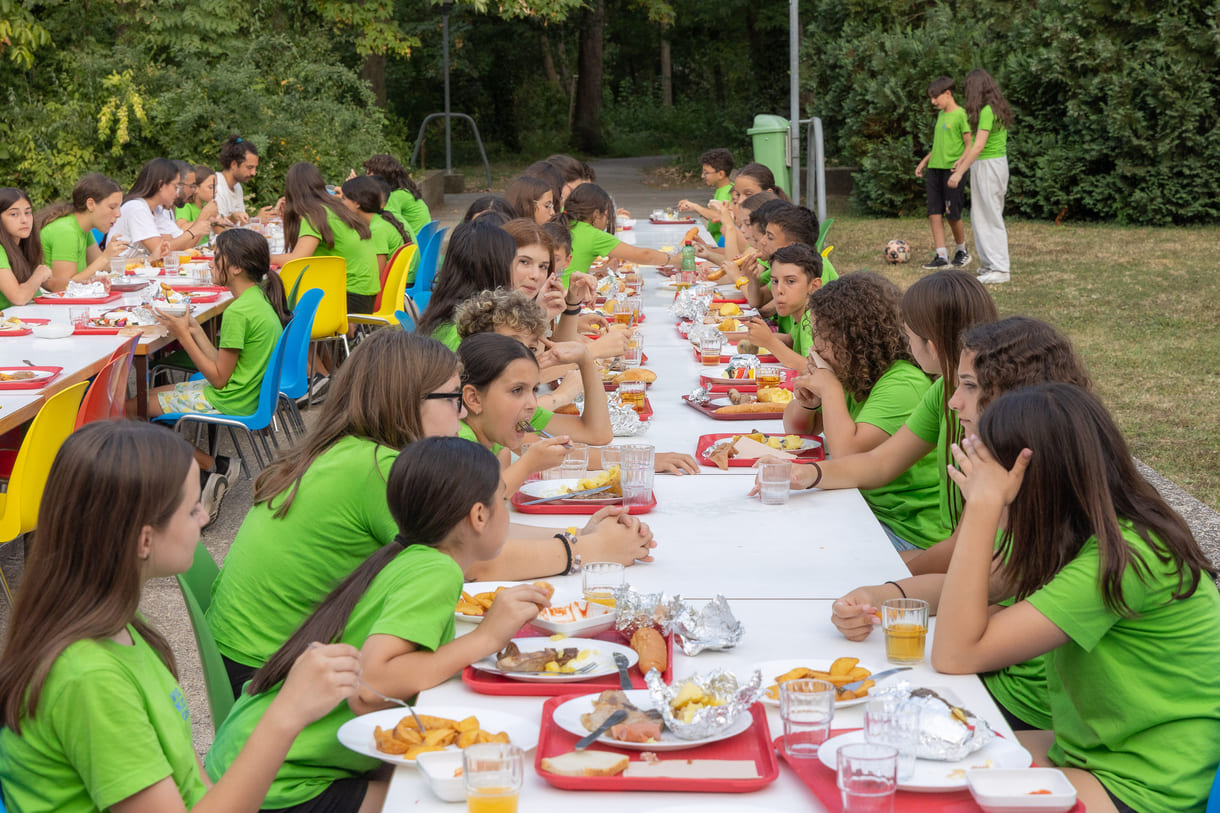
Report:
804,0,1220,224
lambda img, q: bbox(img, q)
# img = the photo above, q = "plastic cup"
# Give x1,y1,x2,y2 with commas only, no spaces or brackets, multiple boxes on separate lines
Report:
463,743,523,813
623,335,644,368
837,743,898,813
559,442,589,478
582,561,624,607
882,598,929,665
68,307,91,328
864,696,921,781
620,443,654,507
619,380,647,412
701,332,724,366
757,365,783,390
758,460,792,505
110,257,128,276
599,445,623,471
162,253,181,274
780,678,835,758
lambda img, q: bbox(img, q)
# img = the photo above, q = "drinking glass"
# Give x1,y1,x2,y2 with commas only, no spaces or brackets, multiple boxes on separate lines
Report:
110,257,128,276
864,696,921,780
582,561,625,607
623,334,644,368
463,743,524,813
625,295,643,324
758,460,792,505
618,380,647,412
162,253,181,275
779,678,835,758
881,598,929,665
559,442,589,479
69,307,91,328
837,743,898,813
757,365,783,390
599,445,623,471
620,443,654,507
700,332,724,366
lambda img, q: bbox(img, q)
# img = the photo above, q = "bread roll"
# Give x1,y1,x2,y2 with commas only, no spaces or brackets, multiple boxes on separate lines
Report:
614,368,656,384
540,750,629,777
713,402,786,415
630,627,667,674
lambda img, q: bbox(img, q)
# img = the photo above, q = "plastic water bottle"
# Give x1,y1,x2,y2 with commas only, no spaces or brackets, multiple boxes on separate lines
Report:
681,240,696,275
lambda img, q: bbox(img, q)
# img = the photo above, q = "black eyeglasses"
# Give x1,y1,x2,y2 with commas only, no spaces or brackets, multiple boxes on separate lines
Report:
425,391,465,410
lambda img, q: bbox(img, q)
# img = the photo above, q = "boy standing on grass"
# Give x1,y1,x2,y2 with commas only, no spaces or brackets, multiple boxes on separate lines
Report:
678,148,735,246
915,77,972,270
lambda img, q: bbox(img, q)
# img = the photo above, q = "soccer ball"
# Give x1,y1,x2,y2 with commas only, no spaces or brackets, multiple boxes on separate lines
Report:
884,239,911,264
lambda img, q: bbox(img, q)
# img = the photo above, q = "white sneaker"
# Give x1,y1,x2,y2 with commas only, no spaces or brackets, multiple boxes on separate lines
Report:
200,471,229,527
977,271,1010,284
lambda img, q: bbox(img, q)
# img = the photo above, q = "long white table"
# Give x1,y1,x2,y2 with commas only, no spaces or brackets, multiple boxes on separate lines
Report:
380,223,1014,810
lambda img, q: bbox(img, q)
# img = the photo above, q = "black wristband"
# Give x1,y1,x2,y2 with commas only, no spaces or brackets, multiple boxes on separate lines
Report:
554,533,572,577
806,461,823,490
563,304,582,316
884,580,908,599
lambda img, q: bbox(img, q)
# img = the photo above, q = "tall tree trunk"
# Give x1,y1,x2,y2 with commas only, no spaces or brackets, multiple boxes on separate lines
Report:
362,53,386,107
573,0,606,153
541,30,560,86
660,26,672,109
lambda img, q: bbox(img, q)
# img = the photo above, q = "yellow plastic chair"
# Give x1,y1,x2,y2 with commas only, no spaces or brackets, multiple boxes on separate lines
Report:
350,244,418,328
0,381,88,604
278,257,350,402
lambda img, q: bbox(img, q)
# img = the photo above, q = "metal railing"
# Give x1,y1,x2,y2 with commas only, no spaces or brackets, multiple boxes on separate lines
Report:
408,113,492,188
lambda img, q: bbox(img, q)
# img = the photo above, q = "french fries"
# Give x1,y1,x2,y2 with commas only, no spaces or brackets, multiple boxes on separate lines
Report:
373,714,511,760
763,658,875,703
456,581,554,617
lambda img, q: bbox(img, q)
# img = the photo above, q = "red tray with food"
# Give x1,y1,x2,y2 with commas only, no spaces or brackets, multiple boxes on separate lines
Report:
0,366,62,390
0,318,49,337
160,282,224,293
696,432,824,469
712,290,749,304
691,347,779,364
511,489,656,515
613,397,653,421
463,630,674,696
72,325,126,335
33,292,122,306
773,732,1086,812
601,369,655,392
682,395,785,422
699,367,797,388
535,697,777,792
648,216,697,225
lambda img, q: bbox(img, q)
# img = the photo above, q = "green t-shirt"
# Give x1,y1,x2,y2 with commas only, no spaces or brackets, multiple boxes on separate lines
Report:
842,360,942,549
459,407,554,455
565,220,620,286
371,214,405,260
40,214,95,273
206,544,463,808
299,210,379,295
981,625,1052,730
0,625,207,812
387,188,430,241
708,183,733,243
976,105,1008,161
431,321,460,351
776,310,813,359
1027,520,1220,812
757,258,771,287
929,106,970,169
203,286,282,415
173,203,208,246
0,244,16,310
904,381,960,538
207,436,401,668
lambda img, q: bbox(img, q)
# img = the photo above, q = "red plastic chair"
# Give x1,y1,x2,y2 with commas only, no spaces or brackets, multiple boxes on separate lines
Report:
74,356,127,428
106,335,139,420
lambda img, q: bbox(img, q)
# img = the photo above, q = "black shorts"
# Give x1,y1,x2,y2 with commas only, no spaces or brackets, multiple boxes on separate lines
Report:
263,777,368,813
223,654,257,700
925,167,964,220
1104,786,1140,813
347,292,376,315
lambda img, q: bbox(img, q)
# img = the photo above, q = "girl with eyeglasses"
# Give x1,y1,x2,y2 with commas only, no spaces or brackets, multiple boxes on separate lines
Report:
505,175,557,225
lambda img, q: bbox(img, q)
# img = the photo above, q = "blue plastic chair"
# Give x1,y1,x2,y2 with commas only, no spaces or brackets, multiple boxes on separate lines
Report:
405,225,447,317
394,309,416,332
1206,762,1220,812
415,220,439,252
276,289,322,436
153,321,291,478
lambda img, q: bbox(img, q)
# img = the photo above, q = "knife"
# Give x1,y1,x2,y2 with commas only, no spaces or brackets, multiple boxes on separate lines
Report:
575,709,628,751
521,485,613,506
613,652,633,690
841,666,912,693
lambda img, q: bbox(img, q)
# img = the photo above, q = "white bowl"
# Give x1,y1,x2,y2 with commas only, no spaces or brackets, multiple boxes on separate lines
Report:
415,749,466,803
966,768,1077,812
154,303,189,316
32,323,73,339
529,600,617,637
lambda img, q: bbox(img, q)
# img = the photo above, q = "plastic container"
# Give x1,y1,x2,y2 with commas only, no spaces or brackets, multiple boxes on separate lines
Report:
966,768,1077,813
747,114,793,196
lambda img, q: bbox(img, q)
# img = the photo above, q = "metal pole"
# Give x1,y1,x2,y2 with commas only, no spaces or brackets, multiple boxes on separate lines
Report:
442,2,453,176
789,0,801,205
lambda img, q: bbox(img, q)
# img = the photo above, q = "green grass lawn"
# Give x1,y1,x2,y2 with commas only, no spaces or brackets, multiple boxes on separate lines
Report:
822,199,1220,510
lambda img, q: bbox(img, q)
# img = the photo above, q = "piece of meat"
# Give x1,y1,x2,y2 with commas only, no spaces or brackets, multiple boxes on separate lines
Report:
610,720,664,742
495,642,578,672
581,690,665,733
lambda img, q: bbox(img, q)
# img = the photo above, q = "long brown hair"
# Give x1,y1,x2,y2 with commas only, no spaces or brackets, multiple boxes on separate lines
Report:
809,272,915,402
557,183,615,234
253,331,458,517
212,229,290,325
964,68,1014,132
901,270,997,524
505,176,553,222
0,423,194,732
249,437,500,694
963,317,1091,410
35,173,122,231
983,384,1214,613
282,162,370,249
0,188,45,283
416,220,515,337
362,153,423,200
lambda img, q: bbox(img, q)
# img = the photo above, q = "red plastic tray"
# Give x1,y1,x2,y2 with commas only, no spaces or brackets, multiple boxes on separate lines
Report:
178,291,220,303
691,347,780,364
712,291,749,303
462,628,674,696
161,282,224,292
72,324,126,335
613,396,653,421
34,292,122,305
0,318,49,337
774,731,1086,812
682,395,785,421
696,433,824,469
511,489,656,515
0,366,62,390
699,367,798,388
648,216,697,225
536,697,778,793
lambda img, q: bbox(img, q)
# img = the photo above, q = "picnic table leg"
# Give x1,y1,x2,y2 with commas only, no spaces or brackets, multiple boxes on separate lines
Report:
135,353,150,419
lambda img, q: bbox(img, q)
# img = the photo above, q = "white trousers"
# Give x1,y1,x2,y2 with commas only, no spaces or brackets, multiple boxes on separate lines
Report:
970,156,1010,273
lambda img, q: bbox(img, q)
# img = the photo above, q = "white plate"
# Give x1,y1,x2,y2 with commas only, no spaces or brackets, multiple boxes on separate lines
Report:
471,637,638,682
530,600,617,637
817,730,1032,792
0,368,55,380
455,580,532,624
517,477,621,506
552,689,753,752
337,704,538,767
754,658,883,709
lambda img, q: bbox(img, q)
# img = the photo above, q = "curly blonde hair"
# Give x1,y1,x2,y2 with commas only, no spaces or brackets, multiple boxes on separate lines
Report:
454,288,549,341
809,272,915,402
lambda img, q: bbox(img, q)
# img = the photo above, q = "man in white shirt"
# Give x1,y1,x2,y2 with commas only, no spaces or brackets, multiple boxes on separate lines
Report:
215,135,260,225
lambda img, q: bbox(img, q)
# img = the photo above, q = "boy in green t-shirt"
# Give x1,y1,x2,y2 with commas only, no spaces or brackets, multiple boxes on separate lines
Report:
914,76,973,270
678,148,735,246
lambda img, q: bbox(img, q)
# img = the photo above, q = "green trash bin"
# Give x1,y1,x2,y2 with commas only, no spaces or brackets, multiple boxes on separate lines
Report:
747,114,792,196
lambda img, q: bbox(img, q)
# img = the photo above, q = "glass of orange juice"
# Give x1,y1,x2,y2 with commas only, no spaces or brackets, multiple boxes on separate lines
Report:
757,365,783,389
881,598,929,665
463,743,524,813
583,561,625,607
619,380,647,412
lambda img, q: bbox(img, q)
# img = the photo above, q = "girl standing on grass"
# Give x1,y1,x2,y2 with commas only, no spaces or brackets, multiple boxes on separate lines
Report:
559,183,673,285
207,437,550,813
339,175,411,277
0,421,360,813
35,174,126,291
0,188,54,308
934,383,1220,813
949,68,1013,284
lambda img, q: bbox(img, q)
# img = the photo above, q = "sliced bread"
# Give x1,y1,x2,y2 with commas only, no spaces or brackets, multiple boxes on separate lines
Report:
539,750,629,777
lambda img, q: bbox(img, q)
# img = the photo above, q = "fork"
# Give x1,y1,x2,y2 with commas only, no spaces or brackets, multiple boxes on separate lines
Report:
517,420,572,449
501,661,599,676
355,674,426,734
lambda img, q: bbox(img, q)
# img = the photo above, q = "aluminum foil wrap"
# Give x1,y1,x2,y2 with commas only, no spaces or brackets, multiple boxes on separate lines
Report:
612,587,670,639
725,354,762,377
686,384,711,405
669,594,745,655
669,288,698,321
645,668,762,740
608,401,649,437
876,684,994,761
